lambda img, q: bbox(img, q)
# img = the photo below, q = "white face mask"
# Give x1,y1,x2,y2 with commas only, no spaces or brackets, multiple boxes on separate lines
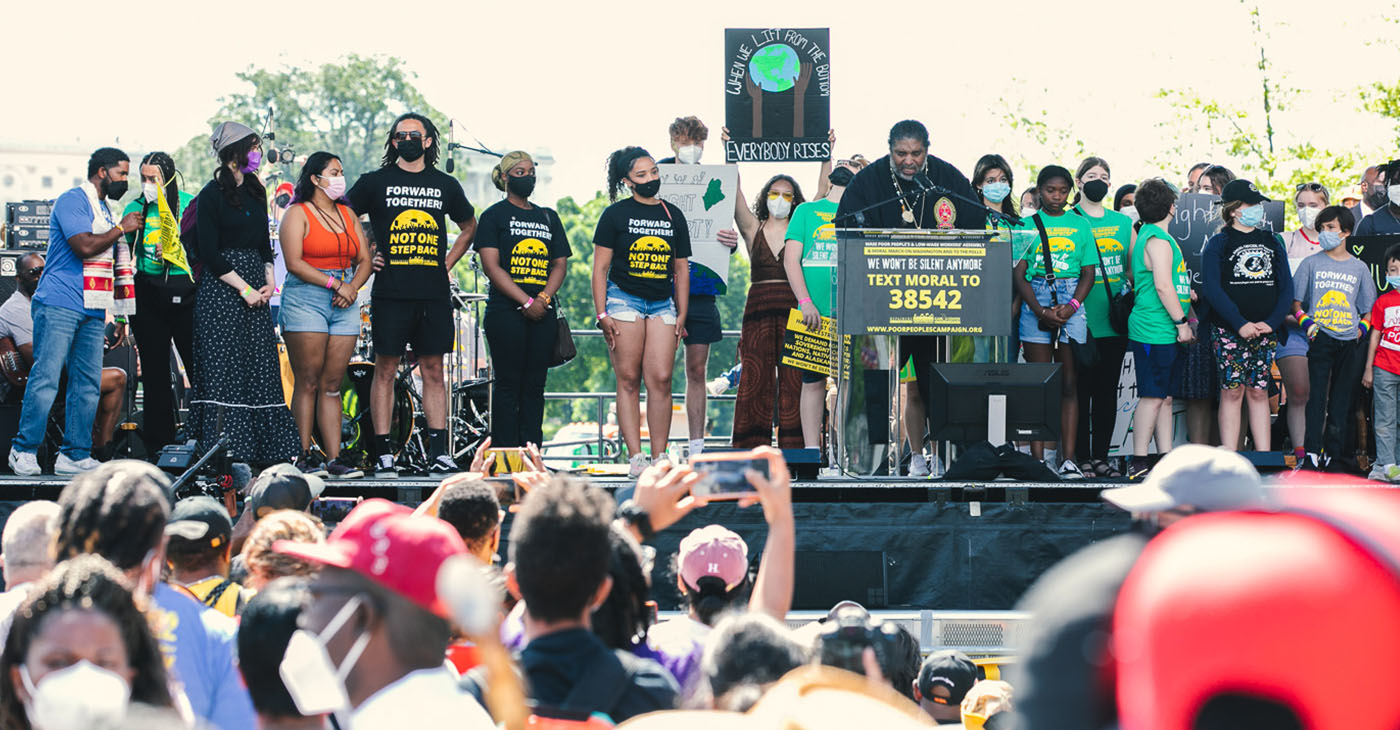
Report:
279,595,370,716
768,197,792,220
1121,205,1139,223
21,660,131,730
320,174,347,200
142,182,160,204
1390,184,1400,207
1297,206,1320,230
676,145,703,165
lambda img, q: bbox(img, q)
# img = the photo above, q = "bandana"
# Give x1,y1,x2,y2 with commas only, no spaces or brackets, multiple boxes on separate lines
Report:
80,182,136,315
491,151,534,191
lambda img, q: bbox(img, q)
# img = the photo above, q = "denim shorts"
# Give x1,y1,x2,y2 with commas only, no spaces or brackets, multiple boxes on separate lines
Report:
1018,277,1087,345
279,266,360,336
605,281,676,325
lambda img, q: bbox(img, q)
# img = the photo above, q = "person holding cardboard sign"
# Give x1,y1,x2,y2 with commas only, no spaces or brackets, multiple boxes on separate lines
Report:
593,147,692,477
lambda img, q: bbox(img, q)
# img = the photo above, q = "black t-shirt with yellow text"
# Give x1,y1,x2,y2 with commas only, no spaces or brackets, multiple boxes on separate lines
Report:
593,198,692,301
473,200,572,310
348,165,474,300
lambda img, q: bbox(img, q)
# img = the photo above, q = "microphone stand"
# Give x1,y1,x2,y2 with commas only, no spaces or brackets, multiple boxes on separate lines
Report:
831,183,932,228
914,175,1023,229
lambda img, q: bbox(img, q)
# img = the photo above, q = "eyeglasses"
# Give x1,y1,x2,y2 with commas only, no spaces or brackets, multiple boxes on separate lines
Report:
20,267,42,278
393,131,424,141
767,192,794,202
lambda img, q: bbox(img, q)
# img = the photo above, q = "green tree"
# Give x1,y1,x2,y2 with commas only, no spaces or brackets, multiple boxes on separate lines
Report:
171,55,447,189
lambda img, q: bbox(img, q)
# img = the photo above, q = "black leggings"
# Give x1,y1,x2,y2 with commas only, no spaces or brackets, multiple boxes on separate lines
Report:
483,305,557,448
1076,335,1127,462
131,280,196,453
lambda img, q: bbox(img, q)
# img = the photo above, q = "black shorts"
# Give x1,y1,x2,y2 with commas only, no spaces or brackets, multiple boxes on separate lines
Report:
799,368,826,384
372,297,453,357
684,295,723,346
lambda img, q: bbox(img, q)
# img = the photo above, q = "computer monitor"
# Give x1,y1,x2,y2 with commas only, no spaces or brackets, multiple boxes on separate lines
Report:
927,363,1061,445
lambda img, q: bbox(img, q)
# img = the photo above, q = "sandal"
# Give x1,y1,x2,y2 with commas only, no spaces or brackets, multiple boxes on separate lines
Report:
1091,459,1121,479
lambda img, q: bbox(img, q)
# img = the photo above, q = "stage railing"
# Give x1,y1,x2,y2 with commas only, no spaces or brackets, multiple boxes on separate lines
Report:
542,329,742,464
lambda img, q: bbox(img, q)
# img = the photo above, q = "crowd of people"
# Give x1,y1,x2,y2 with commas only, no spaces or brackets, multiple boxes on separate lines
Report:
0,440,1393,728
4,111,1400,483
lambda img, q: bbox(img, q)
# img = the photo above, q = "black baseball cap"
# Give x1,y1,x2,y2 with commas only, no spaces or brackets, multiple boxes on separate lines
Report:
248,464,323,519
1222,179,1270,205
165,496,233,549
917,649,981,706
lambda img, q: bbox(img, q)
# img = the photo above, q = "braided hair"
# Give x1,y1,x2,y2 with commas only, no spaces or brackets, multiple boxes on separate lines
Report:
381,112,441,169
591,524,652,650
0,554,174,730
53,460,171,572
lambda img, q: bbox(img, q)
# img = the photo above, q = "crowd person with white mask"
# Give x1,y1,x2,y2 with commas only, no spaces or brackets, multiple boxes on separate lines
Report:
0,501,59,647
0,555,178,730
49,460,255,730
1276,183,1330,465
236,577,324,730
731,173,810,448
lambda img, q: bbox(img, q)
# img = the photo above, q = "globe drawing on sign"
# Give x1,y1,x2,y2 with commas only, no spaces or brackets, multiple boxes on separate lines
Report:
749,44,801,92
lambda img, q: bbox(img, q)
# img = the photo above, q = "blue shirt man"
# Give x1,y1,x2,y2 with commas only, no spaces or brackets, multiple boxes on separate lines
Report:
7,147,140,476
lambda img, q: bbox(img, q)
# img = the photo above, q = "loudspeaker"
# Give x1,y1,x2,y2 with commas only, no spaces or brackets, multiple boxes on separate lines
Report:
0,252,24,302
1239,450,1289,473
792,550,888,609
781,448,821,479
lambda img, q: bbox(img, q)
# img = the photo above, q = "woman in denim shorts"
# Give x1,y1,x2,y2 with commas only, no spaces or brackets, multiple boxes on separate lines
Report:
277,152,371,478
592,147,692,477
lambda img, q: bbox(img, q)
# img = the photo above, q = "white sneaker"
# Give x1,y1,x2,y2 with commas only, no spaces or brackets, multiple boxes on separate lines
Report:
1058,459,1086,480
1369,463,1389,482
909,453,931,478
628,453,652,478
8,449,39,476
54,452,100,476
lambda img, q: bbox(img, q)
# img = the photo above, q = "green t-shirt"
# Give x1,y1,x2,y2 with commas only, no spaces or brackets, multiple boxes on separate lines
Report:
1072,206,1133,338
1128,223,1192,345
123,191,195,277
784,198,839,317
1018,210,1097,281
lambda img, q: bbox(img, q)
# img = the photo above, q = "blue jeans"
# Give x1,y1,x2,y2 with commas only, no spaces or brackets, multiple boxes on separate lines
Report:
13,301,104,460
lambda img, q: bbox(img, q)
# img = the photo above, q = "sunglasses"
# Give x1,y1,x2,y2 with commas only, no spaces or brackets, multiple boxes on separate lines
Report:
767,192,794,202
1296,182,1328,195
392,131,424,141
20,267,43,278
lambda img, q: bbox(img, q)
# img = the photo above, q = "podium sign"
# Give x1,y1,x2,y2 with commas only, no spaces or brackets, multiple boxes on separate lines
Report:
836,229,1008,336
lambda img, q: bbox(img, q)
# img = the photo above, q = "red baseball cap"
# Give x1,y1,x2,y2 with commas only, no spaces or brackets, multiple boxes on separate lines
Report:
273,499,467,619
679,525,749,591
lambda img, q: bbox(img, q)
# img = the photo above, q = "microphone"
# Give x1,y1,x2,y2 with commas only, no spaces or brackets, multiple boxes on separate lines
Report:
445,119,455,173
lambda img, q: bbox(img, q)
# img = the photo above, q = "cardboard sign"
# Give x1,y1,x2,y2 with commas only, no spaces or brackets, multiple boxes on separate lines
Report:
1346,234,1400,297
1168,193,1285,285
657,164,739,289
724,28,832,163
836,230,1010,336
1108,350,1188,457
781,308,835,376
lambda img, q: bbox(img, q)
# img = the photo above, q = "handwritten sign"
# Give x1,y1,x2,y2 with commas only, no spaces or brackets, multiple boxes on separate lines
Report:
781,308,835,375
724,28,832,163
1168,193,1285,285
657,164,739,289
1347,234,1400,297
1107,350,1188,456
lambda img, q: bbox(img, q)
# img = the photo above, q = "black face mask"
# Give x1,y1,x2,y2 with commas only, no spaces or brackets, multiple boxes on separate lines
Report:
632,178,661,199
1367,186,1389,210
1082,179,1109,203
507,174,537,198
103,172,128,201
828,168,856,188
18,277,38,298
396,139,425,163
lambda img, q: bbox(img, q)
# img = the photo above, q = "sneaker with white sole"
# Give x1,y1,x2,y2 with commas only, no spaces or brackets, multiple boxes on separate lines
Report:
428,455,460,474
909,453,931,478
8,449,39,476
375,454,398,479
1058,459,1086,480
54,452,101,476
628,453,651,478
1369,463,1390,482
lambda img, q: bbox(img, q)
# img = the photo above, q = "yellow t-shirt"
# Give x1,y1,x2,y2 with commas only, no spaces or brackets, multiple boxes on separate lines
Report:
183,576,248,618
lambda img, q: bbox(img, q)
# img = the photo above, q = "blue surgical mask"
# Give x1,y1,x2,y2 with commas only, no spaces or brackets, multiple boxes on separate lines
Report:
1237,204,1264,228
1319,230,1344,251
981,181,1011,204
1387,274,1400,290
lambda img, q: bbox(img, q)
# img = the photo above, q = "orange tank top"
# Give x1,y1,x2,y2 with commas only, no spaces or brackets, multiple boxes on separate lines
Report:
299,202,360,270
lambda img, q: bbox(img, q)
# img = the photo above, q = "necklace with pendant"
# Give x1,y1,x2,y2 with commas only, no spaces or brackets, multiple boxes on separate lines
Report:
889,160,922,227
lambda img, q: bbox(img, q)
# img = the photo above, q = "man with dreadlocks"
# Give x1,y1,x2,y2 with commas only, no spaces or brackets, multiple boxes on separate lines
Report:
51,460,256,730
349,112,477,477
122,151,196,454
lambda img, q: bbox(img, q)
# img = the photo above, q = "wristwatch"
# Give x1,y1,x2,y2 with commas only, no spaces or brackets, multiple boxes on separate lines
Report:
1174,315,1190,325
617,499,655,541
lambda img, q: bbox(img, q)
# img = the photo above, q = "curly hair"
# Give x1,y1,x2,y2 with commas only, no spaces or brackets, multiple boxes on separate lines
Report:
436,479,501,552
509,477,614,623
381,112,441,169
241,510,325,590
753,174,806,223
53,460,170,572
605,147,653,202
668,116,709,144
0,555,174,730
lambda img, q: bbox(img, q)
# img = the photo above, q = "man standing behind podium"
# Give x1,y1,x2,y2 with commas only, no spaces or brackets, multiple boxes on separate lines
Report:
835,121,981,477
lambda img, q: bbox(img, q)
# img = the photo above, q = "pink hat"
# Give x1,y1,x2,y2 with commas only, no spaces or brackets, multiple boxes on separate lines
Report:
678,525,749,591
273,499,467,619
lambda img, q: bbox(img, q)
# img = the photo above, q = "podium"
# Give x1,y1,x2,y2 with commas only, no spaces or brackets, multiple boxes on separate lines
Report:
829,228,1010,476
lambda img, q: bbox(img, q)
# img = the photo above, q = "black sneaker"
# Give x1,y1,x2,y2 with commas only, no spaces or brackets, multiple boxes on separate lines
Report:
295,452,329,478
375,454,398,479
1299,452,1324,471
1126,457,1151,481
326,454,364,480
428,455,460,474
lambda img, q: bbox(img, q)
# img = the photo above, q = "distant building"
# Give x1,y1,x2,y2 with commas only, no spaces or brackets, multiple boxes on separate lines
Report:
0,143,93,208
453,147,557,210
